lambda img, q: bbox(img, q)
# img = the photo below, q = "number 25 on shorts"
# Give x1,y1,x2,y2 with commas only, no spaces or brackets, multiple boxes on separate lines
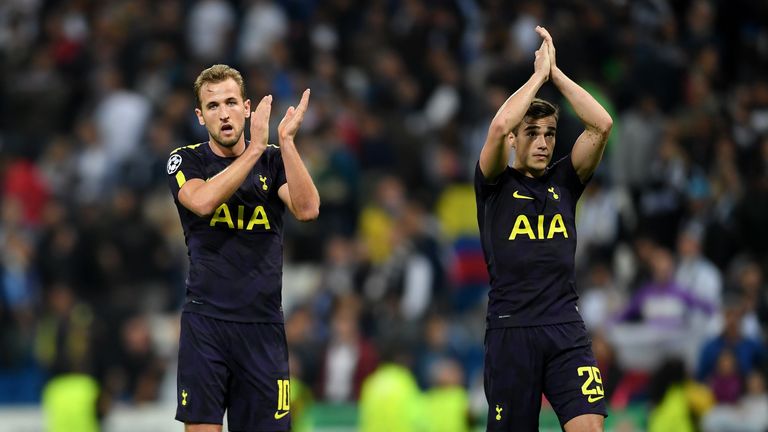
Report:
577,366,604,403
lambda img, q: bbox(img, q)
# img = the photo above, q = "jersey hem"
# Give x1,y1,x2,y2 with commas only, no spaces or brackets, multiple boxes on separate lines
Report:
182,305,285,324
485,315,583,329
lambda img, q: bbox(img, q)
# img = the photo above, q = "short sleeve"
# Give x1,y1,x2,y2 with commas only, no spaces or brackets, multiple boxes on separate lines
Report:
166,148,205,200
269,146,287,190
474,161,505,198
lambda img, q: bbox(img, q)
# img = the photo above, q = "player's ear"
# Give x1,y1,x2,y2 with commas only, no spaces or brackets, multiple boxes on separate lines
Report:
195,108,205,126
507,131,516,148
244,99,251,117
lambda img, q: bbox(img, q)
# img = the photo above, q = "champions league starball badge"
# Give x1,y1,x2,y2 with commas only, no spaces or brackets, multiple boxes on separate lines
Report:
167,154,183,175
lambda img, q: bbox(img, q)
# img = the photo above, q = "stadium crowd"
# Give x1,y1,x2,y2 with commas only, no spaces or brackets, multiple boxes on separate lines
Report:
1,0,768,430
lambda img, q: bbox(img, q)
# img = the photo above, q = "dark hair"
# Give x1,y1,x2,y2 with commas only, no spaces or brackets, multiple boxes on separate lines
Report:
513,98,559,134
193,64,246,108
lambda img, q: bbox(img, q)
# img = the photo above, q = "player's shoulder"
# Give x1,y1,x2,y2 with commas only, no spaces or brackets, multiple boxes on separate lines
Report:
170,142,207,157
167,142,206,176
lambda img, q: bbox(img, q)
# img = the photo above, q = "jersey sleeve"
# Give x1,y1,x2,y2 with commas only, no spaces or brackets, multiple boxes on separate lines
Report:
166,147,205,201
269,145,287,190
474,161,505,198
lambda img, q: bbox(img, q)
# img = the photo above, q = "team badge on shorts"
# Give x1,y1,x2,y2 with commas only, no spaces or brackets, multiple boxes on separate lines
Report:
167,154,182,174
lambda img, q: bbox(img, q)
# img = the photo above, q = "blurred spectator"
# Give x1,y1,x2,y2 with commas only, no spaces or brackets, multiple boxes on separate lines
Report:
422,358,470,432
731,258,768,337
42,374,100,432
92,67,151,168
237,0,288,65
4,49,69,153
733,141,768,258
317,295,378,402
611,247,714,370
696,297,767,383
301,123,361,238
73,118,111,204
362,198,443,322
616,247,713,328
702,371,768,432
635,132,687,248
104,315,164,403
0,203,38,318
35,201,86,292
121,120,182,193
2,158,49,226
610,95,664,190
285,305,322,391
703,136,743,264
648,357,714,432
358,175,406,266
675,223,723,335
186,0,236,62
37,136,78,200
708,349,742,404
34,284,93,376
647,358,695,432
575,177,622,266
36,284,102,432
579,261,624,331
358,341,423,432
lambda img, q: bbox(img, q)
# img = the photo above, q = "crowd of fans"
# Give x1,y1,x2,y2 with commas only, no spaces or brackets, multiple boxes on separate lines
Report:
2,0,768,430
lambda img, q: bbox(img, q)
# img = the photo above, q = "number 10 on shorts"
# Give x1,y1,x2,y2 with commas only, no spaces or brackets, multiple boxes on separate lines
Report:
577,366,604,403
276,379,291,410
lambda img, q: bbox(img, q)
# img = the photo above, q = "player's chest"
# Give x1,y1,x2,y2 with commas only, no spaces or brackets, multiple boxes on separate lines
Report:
498,181,570,216
204,162,277,203
491,181,574,242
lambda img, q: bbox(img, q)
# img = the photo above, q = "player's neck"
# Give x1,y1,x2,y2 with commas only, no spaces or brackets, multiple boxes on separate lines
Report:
209,137,246,158
511,163,545,179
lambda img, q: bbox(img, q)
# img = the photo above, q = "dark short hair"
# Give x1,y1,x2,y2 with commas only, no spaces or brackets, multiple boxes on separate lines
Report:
513,98,559,134
193,64,246,108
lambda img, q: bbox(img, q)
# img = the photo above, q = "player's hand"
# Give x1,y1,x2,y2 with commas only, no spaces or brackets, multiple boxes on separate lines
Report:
278,89,310,142
533,39,551,82
536,26,556,72
249,95,272,155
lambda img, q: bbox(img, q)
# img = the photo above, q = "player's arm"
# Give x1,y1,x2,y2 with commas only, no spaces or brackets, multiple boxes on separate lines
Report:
178,95,272,217
276,89,320,222
537,26,613,183
480,41,551,181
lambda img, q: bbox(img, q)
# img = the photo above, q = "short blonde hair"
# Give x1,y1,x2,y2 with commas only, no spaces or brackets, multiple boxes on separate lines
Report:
193,64,246,108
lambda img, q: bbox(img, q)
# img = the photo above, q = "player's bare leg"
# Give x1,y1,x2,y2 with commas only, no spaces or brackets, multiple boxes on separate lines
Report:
185,423,222,432
563,413,604,432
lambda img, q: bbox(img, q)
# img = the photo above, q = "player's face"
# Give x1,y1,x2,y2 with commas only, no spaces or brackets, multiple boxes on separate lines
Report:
510,116,557,177
195,78,251,148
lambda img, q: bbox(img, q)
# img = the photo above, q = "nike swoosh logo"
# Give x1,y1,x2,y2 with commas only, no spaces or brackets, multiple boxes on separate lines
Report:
513,190,534,200
587,395,604,403
274,411,289,420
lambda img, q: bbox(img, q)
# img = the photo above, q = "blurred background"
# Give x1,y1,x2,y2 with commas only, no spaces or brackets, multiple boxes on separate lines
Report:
1,0,768,431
